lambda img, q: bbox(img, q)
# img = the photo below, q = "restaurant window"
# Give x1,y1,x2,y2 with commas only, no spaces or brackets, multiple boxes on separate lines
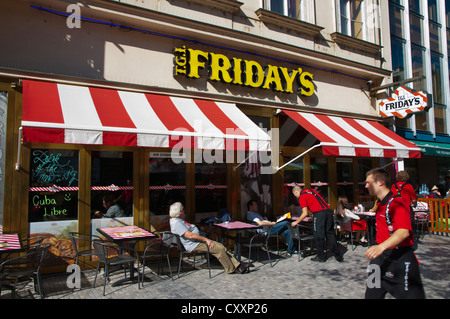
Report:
310,157,328,202
0,91,7,225
28,148,79,265
282,155,304,214
434,105,446,134
262,0,315,23
91,151,133,233
241,115,273,218
337,158,354,203
149,153,186,216
195,155,227,221
357,158,373,196
410,12,423,46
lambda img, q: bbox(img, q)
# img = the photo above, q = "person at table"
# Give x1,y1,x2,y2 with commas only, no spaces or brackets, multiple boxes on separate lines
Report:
429,185,443,198
364,168,425,299
169,202,250,275
246,200,295,255
93,194,126,218
291,186,343,262
334,196,368,245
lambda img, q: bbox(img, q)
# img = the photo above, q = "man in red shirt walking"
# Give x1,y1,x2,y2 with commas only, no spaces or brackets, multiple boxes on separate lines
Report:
291,186,342,262
364,168,425,299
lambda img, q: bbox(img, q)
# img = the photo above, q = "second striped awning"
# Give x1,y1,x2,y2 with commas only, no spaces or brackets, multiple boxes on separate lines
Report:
282,110,421,158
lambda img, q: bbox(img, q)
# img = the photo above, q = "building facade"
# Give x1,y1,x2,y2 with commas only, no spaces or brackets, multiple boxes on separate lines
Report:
0,0,423,268
388,0,450,191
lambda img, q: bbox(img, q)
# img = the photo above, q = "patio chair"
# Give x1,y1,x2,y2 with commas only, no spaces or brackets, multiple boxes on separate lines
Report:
0,243,51,299
0,236,45,264
93,241,140,296
173,234,211,279
241,226,276,267
138,232,177,286
287,224,314,261
69,232,103,265
338,220,367,251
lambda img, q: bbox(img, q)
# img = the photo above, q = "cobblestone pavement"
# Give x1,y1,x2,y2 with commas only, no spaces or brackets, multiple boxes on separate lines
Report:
1,234,449,300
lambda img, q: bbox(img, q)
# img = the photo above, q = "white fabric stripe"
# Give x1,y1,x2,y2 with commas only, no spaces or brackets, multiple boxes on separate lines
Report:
170,97,224,138
57,84,103,128
65,129,102,145
356,120,420,150
301,113,353,147
118,91,170,135
137,133,169,148
331,116,390,149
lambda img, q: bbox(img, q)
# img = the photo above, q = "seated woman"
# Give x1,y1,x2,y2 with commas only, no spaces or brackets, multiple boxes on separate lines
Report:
169,202,250,275
93,194,125,218
334,196,367,244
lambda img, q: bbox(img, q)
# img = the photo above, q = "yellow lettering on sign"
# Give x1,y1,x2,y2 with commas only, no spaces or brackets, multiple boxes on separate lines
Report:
244,60,264,88
232,57,243,85
280,67,299,94
263,65,283,91
299,71,314,96
209,53,233,83
187,49,209,78
173,46,315,96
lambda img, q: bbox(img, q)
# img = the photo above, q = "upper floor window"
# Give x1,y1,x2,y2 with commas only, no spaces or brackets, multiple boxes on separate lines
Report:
338,0,366,40
262,0,315,24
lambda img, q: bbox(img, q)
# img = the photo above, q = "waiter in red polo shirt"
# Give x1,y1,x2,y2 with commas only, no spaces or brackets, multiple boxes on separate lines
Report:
292,185,342,262
364,168,425,299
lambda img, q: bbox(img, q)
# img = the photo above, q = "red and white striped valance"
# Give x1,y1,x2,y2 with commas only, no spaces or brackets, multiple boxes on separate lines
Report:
21,80,271,151
282,110,421,158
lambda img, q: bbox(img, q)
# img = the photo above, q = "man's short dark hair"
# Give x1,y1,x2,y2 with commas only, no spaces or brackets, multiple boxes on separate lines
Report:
247,199,257,210
366,168,390,188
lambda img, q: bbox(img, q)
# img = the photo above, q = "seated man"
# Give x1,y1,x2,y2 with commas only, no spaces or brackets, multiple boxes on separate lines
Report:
246,200,295,255
169,202,250,274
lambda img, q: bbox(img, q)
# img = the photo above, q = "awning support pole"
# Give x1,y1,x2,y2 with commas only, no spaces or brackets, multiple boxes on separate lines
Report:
276,144,322,171
15,127,22,171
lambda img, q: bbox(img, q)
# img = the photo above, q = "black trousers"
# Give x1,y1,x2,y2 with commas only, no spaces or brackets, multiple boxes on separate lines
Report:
365,247,425,299
312,209,340,260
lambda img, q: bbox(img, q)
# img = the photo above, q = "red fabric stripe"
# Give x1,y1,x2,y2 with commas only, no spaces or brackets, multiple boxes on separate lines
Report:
102,132,137,147
283,111,337,144
346,119,394,147
322,146,340,156
194,100,246,136
89,87,136,128
370,121,420,149
22,80,64,124
354,148,371,157
317,114,365,145
22,127,65,144
145,94,195,132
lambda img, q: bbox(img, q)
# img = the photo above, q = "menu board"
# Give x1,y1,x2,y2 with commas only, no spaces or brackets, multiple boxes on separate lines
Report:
28,149,79,222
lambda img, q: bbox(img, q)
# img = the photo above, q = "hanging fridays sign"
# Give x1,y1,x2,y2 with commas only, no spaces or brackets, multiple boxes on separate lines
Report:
173,46,314,96
379,86,428,118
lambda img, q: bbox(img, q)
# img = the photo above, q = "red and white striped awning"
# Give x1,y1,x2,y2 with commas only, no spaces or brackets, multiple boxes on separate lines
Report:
282,110,421,158
21,80,270,151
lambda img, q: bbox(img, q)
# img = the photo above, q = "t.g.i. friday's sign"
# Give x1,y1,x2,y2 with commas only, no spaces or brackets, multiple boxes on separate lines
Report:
379,86,428,118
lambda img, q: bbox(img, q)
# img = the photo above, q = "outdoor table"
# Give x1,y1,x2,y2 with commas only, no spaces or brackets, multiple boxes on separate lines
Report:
0,233,23,254
356,211,376,245
213,221,260,262
97,225,155,286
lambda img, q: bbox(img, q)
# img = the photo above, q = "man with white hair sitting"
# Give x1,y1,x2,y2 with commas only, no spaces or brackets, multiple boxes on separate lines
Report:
169,202,250,274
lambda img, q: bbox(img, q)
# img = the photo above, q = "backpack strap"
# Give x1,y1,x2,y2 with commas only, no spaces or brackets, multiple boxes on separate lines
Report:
385,194,401,235
301,188,329,210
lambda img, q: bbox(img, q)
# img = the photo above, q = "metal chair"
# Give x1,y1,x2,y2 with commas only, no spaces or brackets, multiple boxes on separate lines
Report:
0,236,45,264
339,220,367,251
287,224,314,261
93,241,140,296
0,243,51,299
242,226,275,267
173,234,211,279
68,232,102,265
414,212,430,239
138,232,177,286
